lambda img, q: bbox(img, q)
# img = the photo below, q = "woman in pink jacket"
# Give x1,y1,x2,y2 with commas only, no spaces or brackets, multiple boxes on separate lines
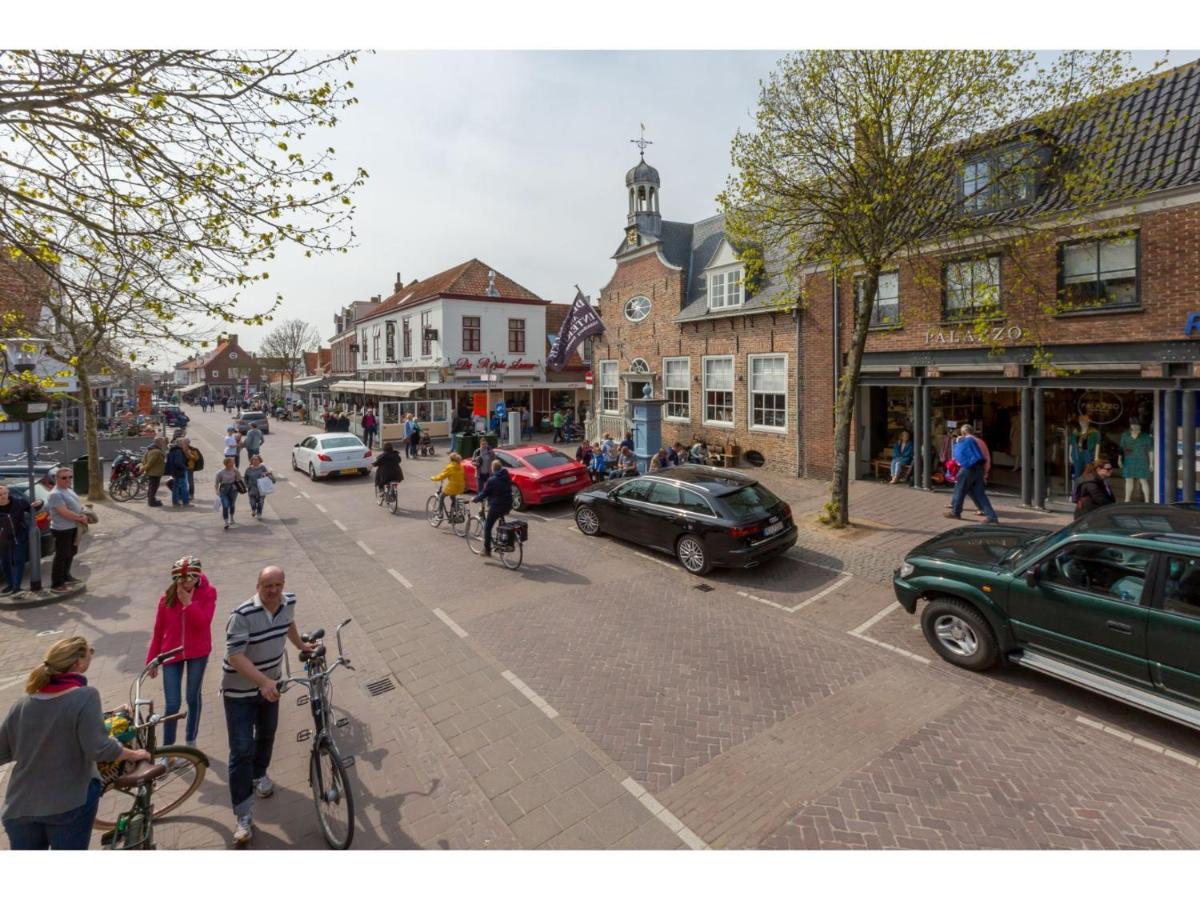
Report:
145,556,217,747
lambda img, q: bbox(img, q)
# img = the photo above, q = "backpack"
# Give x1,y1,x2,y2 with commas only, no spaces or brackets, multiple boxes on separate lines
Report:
193,448,205,472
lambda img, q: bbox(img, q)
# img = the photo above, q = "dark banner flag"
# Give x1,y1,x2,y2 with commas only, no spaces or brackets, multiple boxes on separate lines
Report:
546,287,605,372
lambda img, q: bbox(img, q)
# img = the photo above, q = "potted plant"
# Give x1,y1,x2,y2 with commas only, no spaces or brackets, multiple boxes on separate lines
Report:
0,375,54,422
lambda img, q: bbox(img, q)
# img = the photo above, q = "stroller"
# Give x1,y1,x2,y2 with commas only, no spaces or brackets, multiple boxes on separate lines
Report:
561,420,584,443
417,431,436,457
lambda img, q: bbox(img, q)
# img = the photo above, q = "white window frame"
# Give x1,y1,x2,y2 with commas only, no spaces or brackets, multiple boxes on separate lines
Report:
211,369,219,379
420,311,432,358
707,265,744,311
702,355,735,428
599,360,619,414
624,295,652,322
747,353,788,433
662,357,690,422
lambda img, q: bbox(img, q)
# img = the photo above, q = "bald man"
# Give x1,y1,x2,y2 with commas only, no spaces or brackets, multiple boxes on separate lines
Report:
221,566,314,845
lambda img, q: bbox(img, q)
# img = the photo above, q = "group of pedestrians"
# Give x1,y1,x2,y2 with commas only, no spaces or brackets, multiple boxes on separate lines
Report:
0,467,92,595
1,560,310,848
141,435,204,507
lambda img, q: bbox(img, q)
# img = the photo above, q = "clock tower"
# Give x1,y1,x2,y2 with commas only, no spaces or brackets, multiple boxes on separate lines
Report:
625,126,661,242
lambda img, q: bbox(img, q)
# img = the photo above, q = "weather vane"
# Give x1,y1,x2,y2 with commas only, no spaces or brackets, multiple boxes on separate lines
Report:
630,122,653,159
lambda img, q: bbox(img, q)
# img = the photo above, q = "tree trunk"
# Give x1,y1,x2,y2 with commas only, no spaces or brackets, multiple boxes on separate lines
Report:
75,363,106,503
827,269,879,528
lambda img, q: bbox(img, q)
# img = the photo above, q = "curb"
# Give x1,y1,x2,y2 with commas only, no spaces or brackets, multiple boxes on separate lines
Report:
0,582,87,610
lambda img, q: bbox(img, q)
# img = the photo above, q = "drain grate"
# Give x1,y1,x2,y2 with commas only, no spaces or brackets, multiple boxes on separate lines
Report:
694,584,715,593
364,676,396,698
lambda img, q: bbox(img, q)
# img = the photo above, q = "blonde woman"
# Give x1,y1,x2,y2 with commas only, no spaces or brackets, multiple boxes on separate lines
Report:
0,637,150,849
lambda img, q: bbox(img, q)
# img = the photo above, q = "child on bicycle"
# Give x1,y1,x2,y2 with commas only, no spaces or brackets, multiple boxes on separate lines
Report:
372,442,404,495
430,452,465,520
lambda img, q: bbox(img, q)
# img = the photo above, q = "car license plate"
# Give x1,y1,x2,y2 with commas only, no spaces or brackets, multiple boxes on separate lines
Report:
341,468,358,475
763,522,783,536
559,476,576,485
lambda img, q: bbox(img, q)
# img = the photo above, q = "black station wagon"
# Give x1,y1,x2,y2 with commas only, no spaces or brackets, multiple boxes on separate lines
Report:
573,465,797,575
894,503,1200,731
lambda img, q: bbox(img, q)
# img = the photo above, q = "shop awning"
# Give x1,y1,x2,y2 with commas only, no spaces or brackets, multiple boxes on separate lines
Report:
178,383,206,396
291,374,332,389
329,380,425,398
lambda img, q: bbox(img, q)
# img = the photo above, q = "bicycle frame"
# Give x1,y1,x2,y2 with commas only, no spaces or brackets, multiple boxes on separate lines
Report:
278,620,356,787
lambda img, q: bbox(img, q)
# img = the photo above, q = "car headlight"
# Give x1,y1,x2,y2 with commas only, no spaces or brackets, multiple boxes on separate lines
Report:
898,561,915,579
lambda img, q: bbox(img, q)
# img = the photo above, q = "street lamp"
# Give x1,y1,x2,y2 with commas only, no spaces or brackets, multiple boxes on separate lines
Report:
2,337,50,595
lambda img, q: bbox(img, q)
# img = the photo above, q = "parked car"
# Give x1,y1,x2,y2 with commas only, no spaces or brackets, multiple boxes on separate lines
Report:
0,477,55,557
461,444,590,511
291,433,371,480
234,411,270,435
162,405,190,427
0,462,58,483
572,465,797,575
894,502,1200,731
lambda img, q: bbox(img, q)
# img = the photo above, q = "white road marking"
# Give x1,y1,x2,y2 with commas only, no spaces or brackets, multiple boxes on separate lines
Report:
300,491,310,499
783,549,849,576
355,540,375,556
432,608,469,638
500,670,559,719
850,602,901,636
845,601,932,663
333,520,348,531
620,777,709,850
633,550,674,570
314,503,327,514
1075,714,1199,767
736,574,854,614
388,568,413,589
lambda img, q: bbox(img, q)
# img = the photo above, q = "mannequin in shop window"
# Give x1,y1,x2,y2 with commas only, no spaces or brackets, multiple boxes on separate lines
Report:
1118,420,1153,502
1070,414,1101,485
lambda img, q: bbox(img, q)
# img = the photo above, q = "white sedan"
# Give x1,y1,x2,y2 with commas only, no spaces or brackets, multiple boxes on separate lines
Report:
291,433,373,480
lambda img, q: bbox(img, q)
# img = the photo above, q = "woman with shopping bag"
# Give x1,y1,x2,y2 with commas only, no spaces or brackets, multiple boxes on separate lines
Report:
243,454,276,520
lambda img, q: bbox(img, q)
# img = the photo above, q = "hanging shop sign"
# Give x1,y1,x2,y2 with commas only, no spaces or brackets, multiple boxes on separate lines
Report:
924,325,1024,345
1076,390,1124,425
453,357,538,372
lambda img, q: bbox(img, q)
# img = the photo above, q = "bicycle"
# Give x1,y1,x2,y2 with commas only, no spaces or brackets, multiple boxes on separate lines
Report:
375,479,401,515
465,504,525,570
426,485,469,536
96,646,210,846
277,618,357,850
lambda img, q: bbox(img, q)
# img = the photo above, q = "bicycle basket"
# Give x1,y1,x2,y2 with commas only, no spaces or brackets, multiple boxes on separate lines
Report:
97,712,137,785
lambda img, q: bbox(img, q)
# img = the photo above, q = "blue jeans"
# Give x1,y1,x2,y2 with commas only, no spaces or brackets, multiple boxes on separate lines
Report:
950,464,998,521
161,656,207,744
249,493,265,516
1,539,27,592
3,778,101,850
171,473,190,505
483,506,505,554
891,458,910,479
220,488,238,521
223,694,280,817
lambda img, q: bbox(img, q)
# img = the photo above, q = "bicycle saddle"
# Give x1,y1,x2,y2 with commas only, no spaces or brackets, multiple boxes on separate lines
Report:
114,761,167,789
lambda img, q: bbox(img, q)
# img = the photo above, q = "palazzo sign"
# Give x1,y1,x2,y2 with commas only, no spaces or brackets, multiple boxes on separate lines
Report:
924,325,1024,345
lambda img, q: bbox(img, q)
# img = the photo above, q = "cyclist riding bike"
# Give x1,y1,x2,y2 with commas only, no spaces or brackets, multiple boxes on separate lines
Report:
471,459,513,558
371,442,404,495
429,452,466,521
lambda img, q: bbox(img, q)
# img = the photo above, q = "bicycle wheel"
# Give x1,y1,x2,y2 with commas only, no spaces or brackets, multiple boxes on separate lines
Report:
134,475,148,499
387,487,399,515
465,514,484,555
450,500,469,537
310,738,355,849
425,495,444,527
94,746,209,830
375,481,385,505
109,475,134,502
499,536,523,570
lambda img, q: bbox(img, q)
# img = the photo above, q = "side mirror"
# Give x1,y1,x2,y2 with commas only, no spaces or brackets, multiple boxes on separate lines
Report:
294,443,301,448
1024,565,1040,588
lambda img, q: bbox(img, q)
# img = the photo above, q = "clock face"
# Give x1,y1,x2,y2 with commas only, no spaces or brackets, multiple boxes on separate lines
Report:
626,227,639,246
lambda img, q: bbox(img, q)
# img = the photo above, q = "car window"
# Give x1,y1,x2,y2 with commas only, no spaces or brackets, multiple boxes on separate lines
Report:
646,481,682,507
612,479,652,502
719,484,782,522
1041,543,1151,605
1162,555,1200,619
523,450,573,470
679,488,716,516
301,437,316,449
495,451,520,469
320,437,364,450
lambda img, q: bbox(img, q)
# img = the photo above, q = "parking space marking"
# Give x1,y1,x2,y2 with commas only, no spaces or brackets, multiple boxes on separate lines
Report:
733,573,853,614
355,540,375,556
847,602,932,663
633,551,675,570
501,670,559,719
850,602,900,636
620,777,709,850
432,608,469,638
333,520,348,532
314,503,328,514
299,491,310,499
783,549,848,576
1075,715,1199,767
388,568,413,589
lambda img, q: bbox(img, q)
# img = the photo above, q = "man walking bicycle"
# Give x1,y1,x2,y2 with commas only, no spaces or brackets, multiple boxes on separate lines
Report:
221,566,314,846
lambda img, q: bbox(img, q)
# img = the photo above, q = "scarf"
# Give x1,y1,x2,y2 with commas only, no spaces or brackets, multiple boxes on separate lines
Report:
38,672,88,695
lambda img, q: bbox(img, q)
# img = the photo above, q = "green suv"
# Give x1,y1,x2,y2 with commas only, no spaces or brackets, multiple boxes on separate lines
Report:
893,503,1200,731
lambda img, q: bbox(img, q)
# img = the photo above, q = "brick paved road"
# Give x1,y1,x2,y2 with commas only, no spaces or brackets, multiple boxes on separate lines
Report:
2,412,1198,850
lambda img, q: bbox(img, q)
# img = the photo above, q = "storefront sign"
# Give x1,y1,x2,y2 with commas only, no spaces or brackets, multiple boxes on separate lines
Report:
924,325,1023,345
453,357,538,372
1077,390,1124,425
1185,312,1200,336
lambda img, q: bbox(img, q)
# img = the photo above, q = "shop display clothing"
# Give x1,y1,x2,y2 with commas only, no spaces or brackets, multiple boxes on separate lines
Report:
1118,429,1152,478
1070,426,1101,482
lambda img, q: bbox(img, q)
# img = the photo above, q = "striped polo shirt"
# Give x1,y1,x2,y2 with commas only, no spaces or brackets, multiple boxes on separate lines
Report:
220,592,297,699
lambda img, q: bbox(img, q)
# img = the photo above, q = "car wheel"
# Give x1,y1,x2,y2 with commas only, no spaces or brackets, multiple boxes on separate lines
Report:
675,535,711,575
309,463,319,481
920,597,998,671
575,505,601,536
511,485,525,511
292,454,299,472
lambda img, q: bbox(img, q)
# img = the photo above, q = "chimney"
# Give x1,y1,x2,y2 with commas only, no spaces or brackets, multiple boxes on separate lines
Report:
370,295,381,303
226,334,238,346
394,272,403,293
486,270,499,297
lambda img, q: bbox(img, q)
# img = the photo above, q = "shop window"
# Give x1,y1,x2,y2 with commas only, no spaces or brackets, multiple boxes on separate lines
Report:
703,356,734,426
402,318,412,359
1059,234,1139,311
463,316,481,353
749,354,787,431
663,357,690,421
599,360,619,413
508,319,526,353
943,255,1001,320
855,272,900,328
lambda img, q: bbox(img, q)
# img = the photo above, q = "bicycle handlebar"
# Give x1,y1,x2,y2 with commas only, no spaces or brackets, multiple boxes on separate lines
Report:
277,619,354,693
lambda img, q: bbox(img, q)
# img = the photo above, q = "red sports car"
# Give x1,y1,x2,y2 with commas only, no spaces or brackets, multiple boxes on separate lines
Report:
462,444,591,511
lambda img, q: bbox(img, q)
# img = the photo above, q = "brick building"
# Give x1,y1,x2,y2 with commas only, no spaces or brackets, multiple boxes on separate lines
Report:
176,333,263,401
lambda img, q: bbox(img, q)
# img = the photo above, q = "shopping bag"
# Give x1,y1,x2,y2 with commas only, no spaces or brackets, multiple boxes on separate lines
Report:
212,496,222,512
257,475,276,495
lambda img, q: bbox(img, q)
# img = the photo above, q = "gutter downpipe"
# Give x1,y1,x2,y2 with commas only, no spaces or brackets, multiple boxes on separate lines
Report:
794,302,804,478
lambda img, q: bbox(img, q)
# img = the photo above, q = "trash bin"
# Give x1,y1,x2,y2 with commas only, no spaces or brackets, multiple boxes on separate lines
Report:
73,454,101,489
453,432,480,458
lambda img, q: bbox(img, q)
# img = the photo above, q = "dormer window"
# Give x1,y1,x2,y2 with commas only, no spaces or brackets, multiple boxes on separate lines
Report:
708,265,744,311
960,139,1044,213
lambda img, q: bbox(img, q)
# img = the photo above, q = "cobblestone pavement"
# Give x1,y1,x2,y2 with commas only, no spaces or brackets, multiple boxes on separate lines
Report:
2,414,1198,850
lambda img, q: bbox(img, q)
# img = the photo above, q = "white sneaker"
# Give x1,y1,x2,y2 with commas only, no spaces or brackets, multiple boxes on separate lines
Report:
253,775,274,798
233,814,254,845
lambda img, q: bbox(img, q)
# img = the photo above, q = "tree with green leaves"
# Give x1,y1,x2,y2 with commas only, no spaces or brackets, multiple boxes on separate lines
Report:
721,50,1168,527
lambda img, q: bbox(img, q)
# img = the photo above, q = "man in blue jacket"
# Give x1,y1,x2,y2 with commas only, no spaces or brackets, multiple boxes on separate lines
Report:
471,460,513,557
